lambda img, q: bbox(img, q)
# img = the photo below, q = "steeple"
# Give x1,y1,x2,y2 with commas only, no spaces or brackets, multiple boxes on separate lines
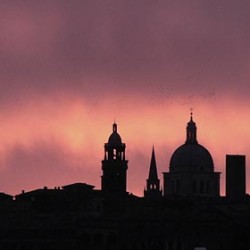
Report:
144,147,162,199
186,112,198,144
148,147,158,181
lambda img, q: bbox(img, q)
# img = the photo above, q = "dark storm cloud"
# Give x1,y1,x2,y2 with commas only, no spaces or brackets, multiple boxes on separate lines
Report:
0,0,250,102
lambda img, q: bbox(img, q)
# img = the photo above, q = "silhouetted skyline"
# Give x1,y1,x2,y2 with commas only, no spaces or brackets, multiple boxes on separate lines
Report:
0,120,247,250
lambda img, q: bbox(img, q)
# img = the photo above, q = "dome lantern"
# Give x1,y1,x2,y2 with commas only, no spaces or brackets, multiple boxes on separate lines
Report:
186,112,197,144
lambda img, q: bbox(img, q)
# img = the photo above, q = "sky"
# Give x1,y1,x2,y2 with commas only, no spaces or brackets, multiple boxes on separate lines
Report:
0,0,250,196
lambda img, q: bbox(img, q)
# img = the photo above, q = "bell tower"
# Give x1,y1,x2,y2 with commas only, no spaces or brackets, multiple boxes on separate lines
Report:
101,123,128,195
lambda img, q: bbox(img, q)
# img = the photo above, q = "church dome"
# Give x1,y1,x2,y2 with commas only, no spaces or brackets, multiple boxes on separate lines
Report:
170,143,214,172
169,113,214,173
108,123,122,145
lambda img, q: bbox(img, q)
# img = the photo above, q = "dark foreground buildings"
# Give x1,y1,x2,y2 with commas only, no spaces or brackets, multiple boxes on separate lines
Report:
0,114,249,250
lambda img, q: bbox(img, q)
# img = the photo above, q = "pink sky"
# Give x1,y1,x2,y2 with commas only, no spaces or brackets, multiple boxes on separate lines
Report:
0,1,250,196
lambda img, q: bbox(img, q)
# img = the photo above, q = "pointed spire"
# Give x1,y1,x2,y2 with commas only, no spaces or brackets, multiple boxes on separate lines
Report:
144,147,162,199
186,112,198,144
148,146,158,181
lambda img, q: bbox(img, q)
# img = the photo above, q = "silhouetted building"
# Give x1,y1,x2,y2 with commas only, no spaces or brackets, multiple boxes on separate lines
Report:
144,147,162,199
101,123,128,195
226,154,246,199
163,113,220,197
0,192,12,201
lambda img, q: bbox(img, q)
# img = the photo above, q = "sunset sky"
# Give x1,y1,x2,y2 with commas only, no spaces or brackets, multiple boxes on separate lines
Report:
0,0,250,196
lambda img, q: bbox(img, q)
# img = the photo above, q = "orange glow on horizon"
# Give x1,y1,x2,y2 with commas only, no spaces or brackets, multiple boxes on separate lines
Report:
0,94,249,196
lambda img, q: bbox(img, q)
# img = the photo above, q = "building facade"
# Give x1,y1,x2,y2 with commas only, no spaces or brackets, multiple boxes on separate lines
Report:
226,154,246,199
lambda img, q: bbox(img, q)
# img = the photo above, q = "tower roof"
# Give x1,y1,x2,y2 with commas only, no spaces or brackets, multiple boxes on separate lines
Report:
108,123,122,145
148,147,159,181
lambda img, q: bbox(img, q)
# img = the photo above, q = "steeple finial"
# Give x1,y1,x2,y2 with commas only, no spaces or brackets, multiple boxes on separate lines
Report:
113,122,117,133
190,108,193,122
